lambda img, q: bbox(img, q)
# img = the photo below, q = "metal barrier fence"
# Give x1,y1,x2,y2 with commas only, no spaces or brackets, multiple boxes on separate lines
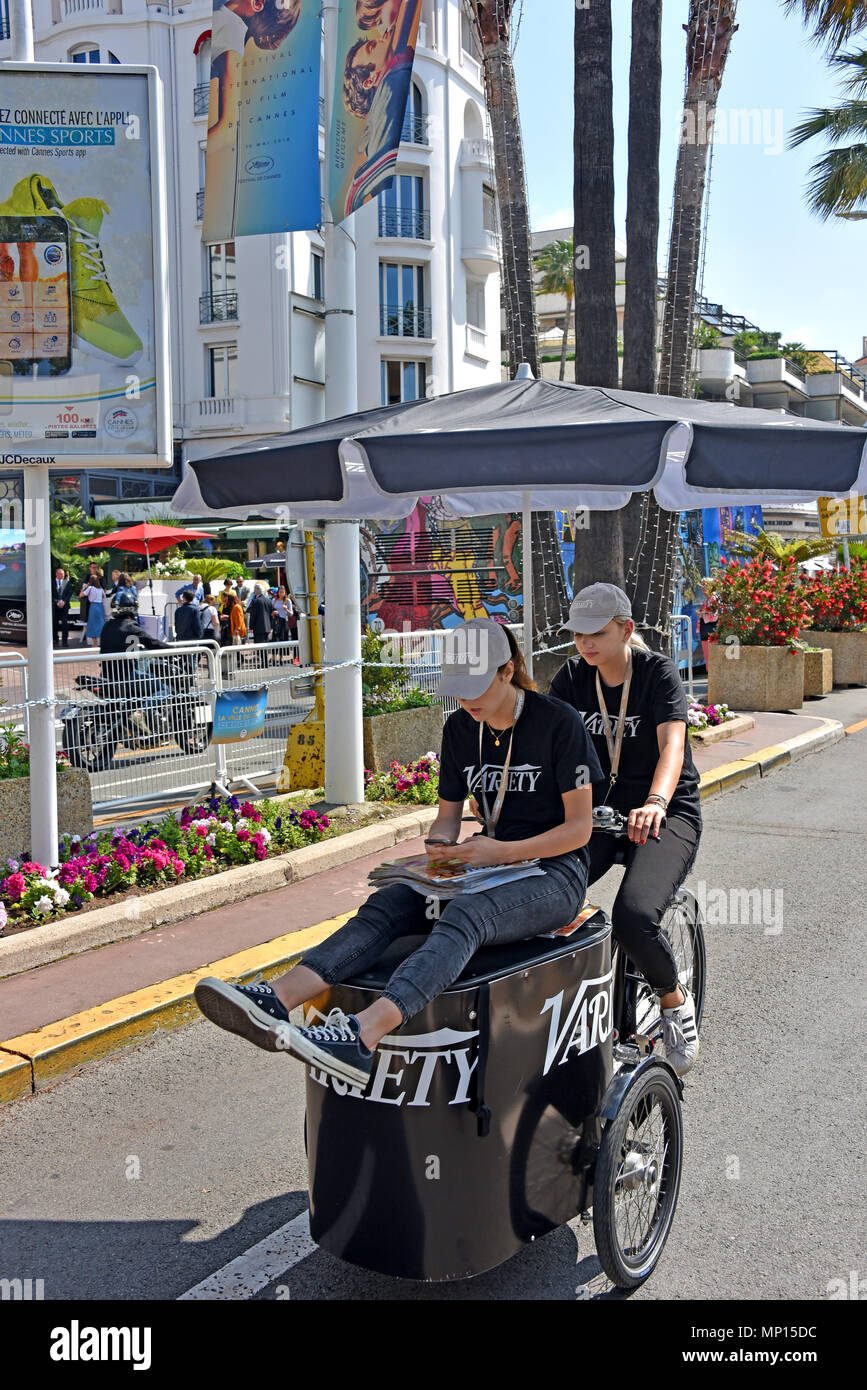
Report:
669,616,695,698
1,620,697,814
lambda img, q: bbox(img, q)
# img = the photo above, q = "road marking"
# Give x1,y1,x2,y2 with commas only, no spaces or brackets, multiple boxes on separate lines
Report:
177,1209,316,1300
844,717,867,735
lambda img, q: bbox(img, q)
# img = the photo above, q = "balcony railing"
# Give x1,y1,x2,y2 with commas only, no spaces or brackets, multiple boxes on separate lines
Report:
194,83,209,118
62,0,110,15
810,348,867,396
200,292,239,324
0,4,9,38
378,206,431,240
196,189,205,222
380,304,432,339
401,112,429,145
466,324,487,357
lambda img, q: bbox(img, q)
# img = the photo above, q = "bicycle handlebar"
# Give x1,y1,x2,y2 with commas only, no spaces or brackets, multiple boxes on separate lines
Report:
591,806,629,835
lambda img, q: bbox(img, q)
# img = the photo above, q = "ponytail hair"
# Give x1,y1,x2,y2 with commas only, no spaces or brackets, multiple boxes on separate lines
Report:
498,624,537,691
615,619,651,652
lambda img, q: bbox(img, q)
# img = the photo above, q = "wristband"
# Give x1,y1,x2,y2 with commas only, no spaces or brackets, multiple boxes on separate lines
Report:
645,794,668,811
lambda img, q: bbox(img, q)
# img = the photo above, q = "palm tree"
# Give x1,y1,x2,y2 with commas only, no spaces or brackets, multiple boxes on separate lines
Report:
789,50,867,219
627,1,739,651
466,1,570,646
782,0,867,50
570,0,624,593
622,0,663,396
722,526,839,564
534,238,574,381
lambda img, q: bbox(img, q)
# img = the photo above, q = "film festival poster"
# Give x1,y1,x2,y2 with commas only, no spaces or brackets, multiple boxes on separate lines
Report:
202,0,321,242
329,0,423,224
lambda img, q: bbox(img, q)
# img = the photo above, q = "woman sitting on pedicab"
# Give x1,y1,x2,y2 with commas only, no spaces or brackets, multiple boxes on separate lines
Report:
195,618,605,1088
548,584,702,1075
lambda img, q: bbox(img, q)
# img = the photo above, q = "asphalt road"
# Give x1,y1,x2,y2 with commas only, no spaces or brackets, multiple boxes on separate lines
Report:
0,731,865,1303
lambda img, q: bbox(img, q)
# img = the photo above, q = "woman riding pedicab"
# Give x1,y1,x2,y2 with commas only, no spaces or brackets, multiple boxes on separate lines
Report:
193,618,606,1088
548,584,702,1075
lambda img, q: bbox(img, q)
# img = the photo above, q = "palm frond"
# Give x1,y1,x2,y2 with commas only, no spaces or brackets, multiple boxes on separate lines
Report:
789,99,867,146
829,46,867,88
783,0,867,52
804,142,867,216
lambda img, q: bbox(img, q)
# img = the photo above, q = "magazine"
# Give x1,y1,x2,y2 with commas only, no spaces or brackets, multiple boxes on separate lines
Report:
369,853,544,899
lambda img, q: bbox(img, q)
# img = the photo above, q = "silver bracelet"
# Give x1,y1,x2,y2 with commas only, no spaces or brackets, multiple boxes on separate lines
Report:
646,793,668,811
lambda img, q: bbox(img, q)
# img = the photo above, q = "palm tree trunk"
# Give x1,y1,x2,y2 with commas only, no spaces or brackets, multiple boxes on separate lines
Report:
572,0,624,593
630,0,739,651
621,0,663,599
470,1,570,649
559,295,572,381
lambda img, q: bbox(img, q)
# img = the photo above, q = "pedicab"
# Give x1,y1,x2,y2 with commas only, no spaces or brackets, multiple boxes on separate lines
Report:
174,374,866,1286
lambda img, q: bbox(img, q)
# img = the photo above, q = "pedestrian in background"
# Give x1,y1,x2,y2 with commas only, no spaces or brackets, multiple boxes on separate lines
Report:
53,568,74,648
174,590,203,642
81,574,106,647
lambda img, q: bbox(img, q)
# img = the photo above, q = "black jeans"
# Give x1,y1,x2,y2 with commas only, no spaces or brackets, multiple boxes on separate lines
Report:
301,850,589,1024
586,814,700,994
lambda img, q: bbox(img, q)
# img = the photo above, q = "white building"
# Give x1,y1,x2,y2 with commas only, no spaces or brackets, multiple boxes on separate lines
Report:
0,0,502,509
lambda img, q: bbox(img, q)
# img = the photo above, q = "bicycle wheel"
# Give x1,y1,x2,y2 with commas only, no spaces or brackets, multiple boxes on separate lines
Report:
62,711,117,772
592,1061,683,1288
632,889,706,1044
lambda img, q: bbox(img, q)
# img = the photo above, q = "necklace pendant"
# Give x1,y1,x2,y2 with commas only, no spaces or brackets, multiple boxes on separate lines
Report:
494,735,500,746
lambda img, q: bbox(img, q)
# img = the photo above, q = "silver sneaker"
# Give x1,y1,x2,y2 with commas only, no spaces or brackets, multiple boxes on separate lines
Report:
661,990,699,1076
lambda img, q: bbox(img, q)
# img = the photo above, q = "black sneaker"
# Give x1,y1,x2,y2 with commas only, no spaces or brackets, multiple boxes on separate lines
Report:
276,1008,374,1089
194,975,291,1053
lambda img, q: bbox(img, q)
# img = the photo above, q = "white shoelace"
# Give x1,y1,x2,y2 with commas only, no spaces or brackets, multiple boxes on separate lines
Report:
69,220,109,284
303,1008,355,1043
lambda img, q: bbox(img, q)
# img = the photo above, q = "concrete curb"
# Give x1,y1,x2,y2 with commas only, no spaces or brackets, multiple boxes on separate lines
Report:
0,718,849,1103
0,806,439,981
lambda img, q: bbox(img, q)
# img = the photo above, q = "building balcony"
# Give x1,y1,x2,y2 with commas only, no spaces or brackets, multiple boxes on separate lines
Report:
465,324,488,360
695,347,749,394
460,137,493,170
200,292,239,325
196,189,205,223
378,206,431,240
56,0,121,18
462,227,501,278
184,397,246,432
194,83,209,119
379,304,432,339
401,113,430,146
459,48,483,87
743,355,808,409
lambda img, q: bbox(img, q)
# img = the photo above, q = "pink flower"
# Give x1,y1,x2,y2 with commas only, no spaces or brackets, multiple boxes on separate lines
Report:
5,873,25,900
195,825,207,838
236,829,251,842
21,861,46,876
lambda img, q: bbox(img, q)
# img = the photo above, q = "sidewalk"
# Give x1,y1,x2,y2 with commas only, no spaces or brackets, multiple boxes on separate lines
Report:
1,694,863,1103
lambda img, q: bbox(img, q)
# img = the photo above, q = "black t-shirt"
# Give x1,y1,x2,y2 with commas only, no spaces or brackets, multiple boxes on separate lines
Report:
437,688,604,862
548,648,702,832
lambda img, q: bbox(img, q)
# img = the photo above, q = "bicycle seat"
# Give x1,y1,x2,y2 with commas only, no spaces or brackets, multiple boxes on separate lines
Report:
346,907,611,992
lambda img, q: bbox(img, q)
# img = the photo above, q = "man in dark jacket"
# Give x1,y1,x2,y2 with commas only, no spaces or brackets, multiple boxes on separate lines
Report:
100,590,175,716
173,590,202,642
246,583,273,667
53,568,74,647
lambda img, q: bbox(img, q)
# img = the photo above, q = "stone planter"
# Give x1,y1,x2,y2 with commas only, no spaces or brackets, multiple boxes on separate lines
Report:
707,643,804,712
802,647,833,699
362,705,444,774
0,767,93,861
801,629,867,687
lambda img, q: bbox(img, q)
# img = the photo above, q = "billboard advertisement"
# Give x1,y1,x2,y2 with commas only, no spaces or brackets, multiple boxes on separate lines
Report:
202,0,321,242
0,526,26,642
328,0,423,224
0,64,170,469
212,687,268,744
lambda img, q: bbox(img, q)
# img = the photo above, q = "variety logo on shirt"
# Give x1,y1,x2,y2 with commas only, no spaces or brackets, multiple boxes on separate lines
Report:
578,711,641,737
463,763,543,795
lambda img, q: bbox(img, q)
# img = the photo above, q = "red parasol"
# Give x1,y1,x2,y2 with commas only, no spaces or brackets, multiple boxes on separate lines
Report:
76,523,217,613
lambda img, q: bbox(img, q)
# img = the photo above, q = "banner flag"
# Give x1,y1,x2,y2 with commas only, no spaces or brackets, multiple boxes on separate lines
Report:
328,0,423,224
212,687,268,744
203,0,321,241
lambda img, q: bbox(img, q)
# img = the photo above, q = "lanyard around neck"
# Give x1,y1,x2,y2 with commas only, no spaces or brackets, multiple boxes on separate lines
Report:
595,650,632,797
477,687,524,837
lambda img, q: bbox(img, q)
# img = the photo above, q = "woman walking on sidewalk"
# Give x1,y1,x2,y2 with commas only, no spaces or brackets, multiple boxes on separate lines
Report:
548,584,702,1075
194,618,603,1089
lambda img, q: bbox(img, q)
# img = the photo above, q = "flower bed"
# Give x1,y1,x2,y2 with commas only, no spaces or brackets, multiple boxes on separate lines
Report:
364,753,440,805
687,699,736,734
0,728,69,782
709,555,811,647
800,563,867,633
0,794,332,931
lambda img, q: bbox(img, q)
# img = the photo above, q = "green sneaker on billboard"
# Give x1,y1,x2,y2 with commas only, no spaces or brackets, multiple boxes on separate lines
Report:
0,175,143,364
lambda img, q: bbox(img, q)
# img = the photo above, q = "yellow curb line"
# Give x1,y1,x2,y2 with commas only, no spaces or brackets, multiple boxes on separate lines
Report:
0,728,841,1105
845,718,867,735
0,914,351,1097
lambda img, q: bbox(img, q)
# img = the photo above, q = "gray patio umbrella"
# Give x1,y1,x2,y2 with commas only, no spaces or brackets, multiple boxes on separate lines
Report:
174,377,867,668
175,377,867,521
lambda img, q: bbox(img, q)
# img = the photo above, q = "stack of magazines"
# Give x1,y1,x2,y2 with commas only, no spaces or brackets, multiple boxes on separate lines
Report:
369,854,544,898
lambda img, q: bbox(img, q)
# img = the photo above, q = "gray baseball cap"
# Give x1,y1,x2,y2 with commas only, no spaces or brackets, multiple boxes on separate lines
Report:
436,618,513,699
561,583,632,635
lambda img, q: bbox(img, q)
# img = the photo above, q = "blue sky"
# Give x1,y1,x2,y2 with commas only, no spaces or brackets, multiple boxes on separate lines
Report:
512,0,866,362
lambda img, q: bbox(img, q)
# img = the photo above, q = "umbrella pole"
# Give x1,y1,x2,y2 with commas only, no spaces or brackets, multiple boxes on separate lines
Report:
522,492,534,680
146,542,156,615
